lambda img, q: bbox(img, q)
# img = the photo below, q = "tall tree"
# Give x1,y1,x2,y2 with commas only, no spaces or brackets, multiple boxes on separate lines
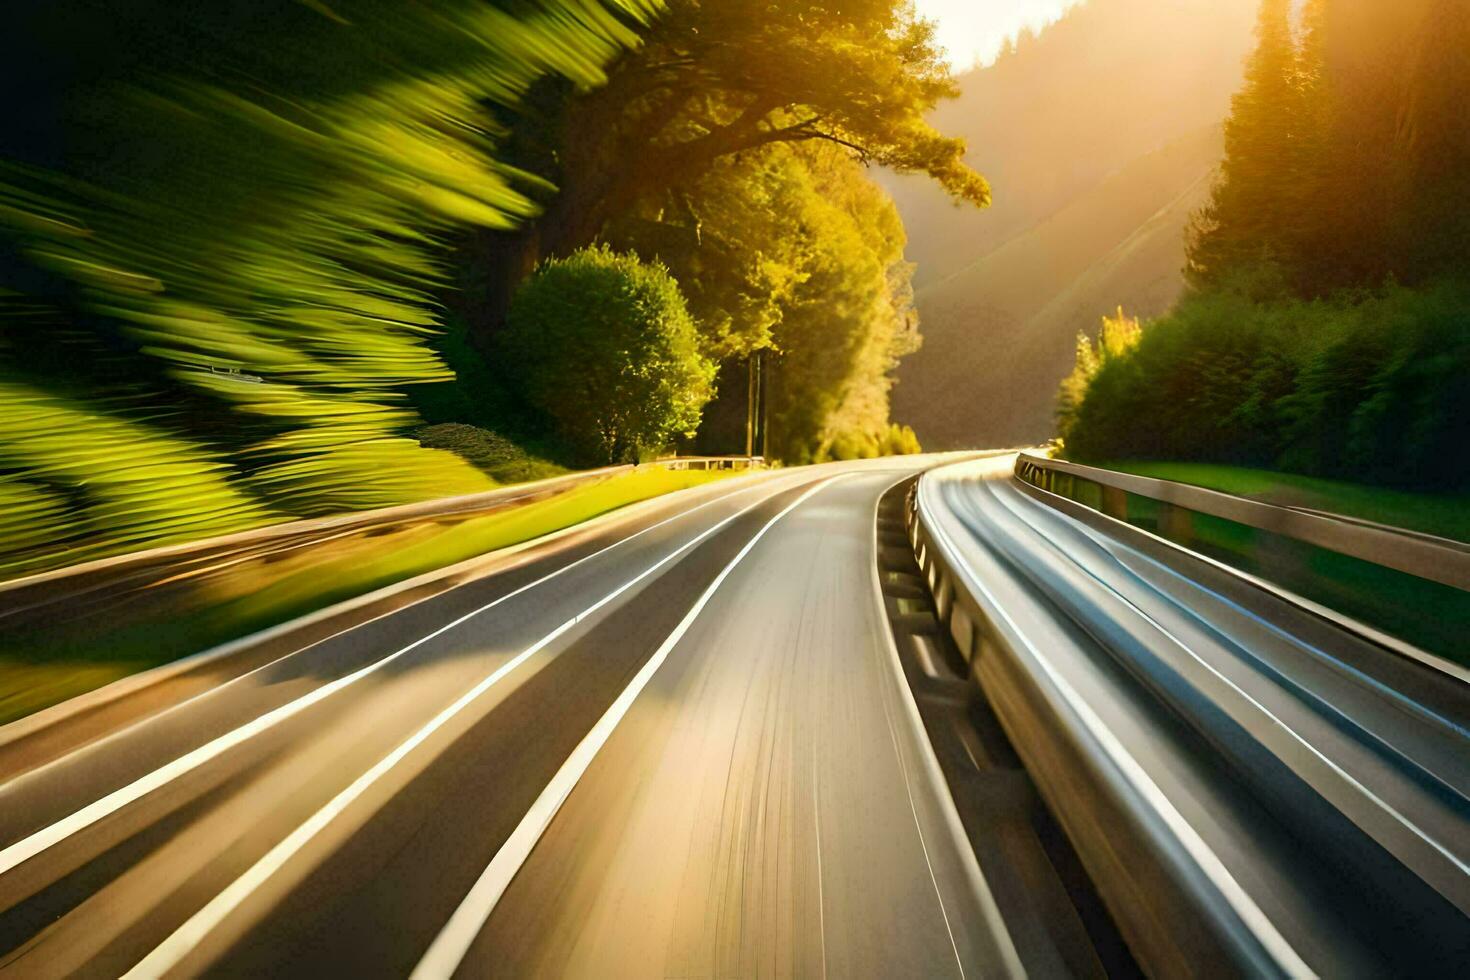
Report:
1292,0,1469,290
1390,0,1470,280
466,0,989,348
606,143,920,461
1186,0,1302,288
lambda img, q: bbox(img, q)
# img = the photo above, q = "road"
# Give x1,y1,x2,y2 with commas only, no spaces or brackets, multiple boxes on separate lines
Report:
0,459,1020,978
4,452,1465,978
921,455,1470,976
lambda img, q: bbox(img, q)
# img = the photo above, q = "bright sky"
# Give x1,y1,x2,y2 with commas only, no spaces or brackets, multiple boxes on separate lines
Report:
912,0,1083,69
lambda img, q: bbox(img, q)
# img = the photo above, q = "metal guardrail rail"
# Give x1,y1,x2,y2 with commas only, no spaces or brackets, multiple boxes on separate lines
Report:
0,456,763,627
1013,453,1470,592
907,456,1470,975
905,477,1254,974
1010,453,1470,667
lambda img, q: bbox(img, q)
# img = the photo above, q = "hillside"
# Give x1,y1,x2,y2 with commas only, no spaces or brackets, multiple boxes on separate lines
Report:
886,0,1257,447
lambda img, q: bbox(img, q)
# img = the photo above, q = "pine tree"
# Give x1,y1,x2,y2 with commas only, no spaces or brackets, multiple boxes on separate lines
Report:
1186,0,1303,289
1291,0,1339,295
1390,0,1470,280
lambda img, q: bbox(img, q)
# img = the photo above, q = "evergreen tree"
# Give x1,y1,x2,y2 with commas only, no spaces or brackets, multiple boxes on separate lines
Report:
1291,0,1338,294
1390,0,1470,280
1186,0,1303,289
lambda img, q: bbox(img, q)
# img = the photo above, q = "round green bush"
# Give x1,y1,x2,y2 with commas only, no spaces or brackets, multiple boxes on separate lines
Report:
502,245,716,465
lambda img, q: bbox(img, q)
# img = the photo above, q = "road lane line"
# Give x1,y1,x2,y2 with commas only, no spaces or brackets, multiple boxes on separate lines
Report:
123,477,816,978
921,473,1316,977
410,475,851,980
810,736,828,980
0,475,781,879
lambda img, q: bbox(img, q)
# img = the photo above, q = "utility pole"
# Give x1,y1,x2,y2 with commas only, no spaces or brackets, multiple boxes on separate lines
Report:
756,349,770,461
744,349,772,461
745,352,757,458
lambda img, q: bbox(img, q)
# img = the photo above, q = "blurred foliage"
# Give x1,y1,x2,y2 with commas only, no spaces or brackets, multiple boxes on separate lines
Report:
501,246,715,465
0,0,658,576
0,0,973,580
825,424,924,462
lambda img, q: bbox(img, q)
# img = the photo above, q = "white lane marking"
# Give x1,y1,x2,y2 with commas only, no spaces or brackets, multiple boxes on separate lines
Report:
122,477,811,978
984,478,1470,880
921,473,1317,977
0,476,779,878
410,476,850,980
810,735,828,980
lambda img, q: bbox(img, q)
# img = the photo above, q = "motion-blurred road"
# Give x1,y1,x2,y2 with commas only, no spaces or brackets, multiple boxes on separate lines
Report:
0,460,1017,978
2,453,1465,979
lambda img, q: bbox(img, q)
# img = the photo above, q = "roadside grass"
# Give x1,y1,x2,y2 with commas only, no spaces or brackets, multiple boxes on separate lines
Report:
1103,461,1470,545
0,468,735,726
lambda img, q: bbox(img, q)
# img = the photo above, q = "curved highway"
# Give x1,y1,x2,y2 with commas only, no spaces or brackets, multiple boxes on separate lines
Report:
0,460,1019,978
2,452,1465,978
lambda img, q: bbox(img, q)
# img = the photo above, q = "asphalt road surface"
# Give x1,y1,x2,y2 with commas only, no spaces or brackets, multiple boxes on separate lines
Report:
0,459,1020,978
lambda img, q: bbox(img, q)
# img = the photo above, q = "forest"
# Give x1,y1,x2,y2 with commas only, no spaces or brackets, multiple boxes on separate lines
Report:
1059,0,1470,490
0,0,978,576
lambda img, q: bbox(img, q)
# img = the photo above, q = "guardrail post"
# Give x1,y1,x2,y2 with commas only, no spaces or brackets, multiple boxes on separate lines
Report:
1157,502,1194,547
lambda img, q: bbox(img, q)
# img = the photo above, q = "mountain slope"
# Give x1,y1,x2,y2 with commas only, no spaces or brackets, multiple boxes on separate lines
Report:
886,0,1257,447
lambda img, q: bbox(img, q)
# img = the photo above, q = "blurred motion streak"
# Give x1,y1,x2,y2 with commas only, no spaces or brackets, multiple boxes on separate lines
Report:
0,0,661,579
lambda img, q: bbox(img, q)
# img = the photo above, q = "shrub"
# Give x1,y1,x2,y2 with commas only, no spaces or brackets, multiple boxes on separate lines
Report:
501,246,716,465
415,423,565,484
879,423,924,456
1061,280,1470,490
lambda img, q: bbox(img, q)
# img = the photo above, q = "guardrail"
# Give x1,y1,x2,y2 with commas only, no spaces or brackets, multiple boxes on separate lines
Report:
1012,453,1469,666
905,477,1243,974
1014,453,1470,590
906,457,1470,974
654,456,764,472
0,456,762,631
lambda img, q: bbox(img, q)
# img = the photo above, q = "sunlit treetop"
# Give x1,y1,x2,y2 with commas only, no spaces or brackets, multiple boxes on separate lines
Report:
507,0,991,267
632,0,989,205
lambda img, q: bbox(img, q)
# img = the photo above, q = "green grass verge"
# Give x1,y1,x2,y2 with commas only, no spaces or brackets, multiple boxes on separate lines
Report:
1,468,736,726
1102,461,1470,545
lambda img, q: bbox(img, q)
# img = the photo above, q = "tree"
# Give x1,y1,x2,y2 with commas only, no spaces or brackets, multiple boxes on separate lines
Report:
1388,0,1470,281
606,143,920,462
1186,0,1303,288
1289,0,1470,292
466,0,990,347
501,246,715,464
1056,307,1141,443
